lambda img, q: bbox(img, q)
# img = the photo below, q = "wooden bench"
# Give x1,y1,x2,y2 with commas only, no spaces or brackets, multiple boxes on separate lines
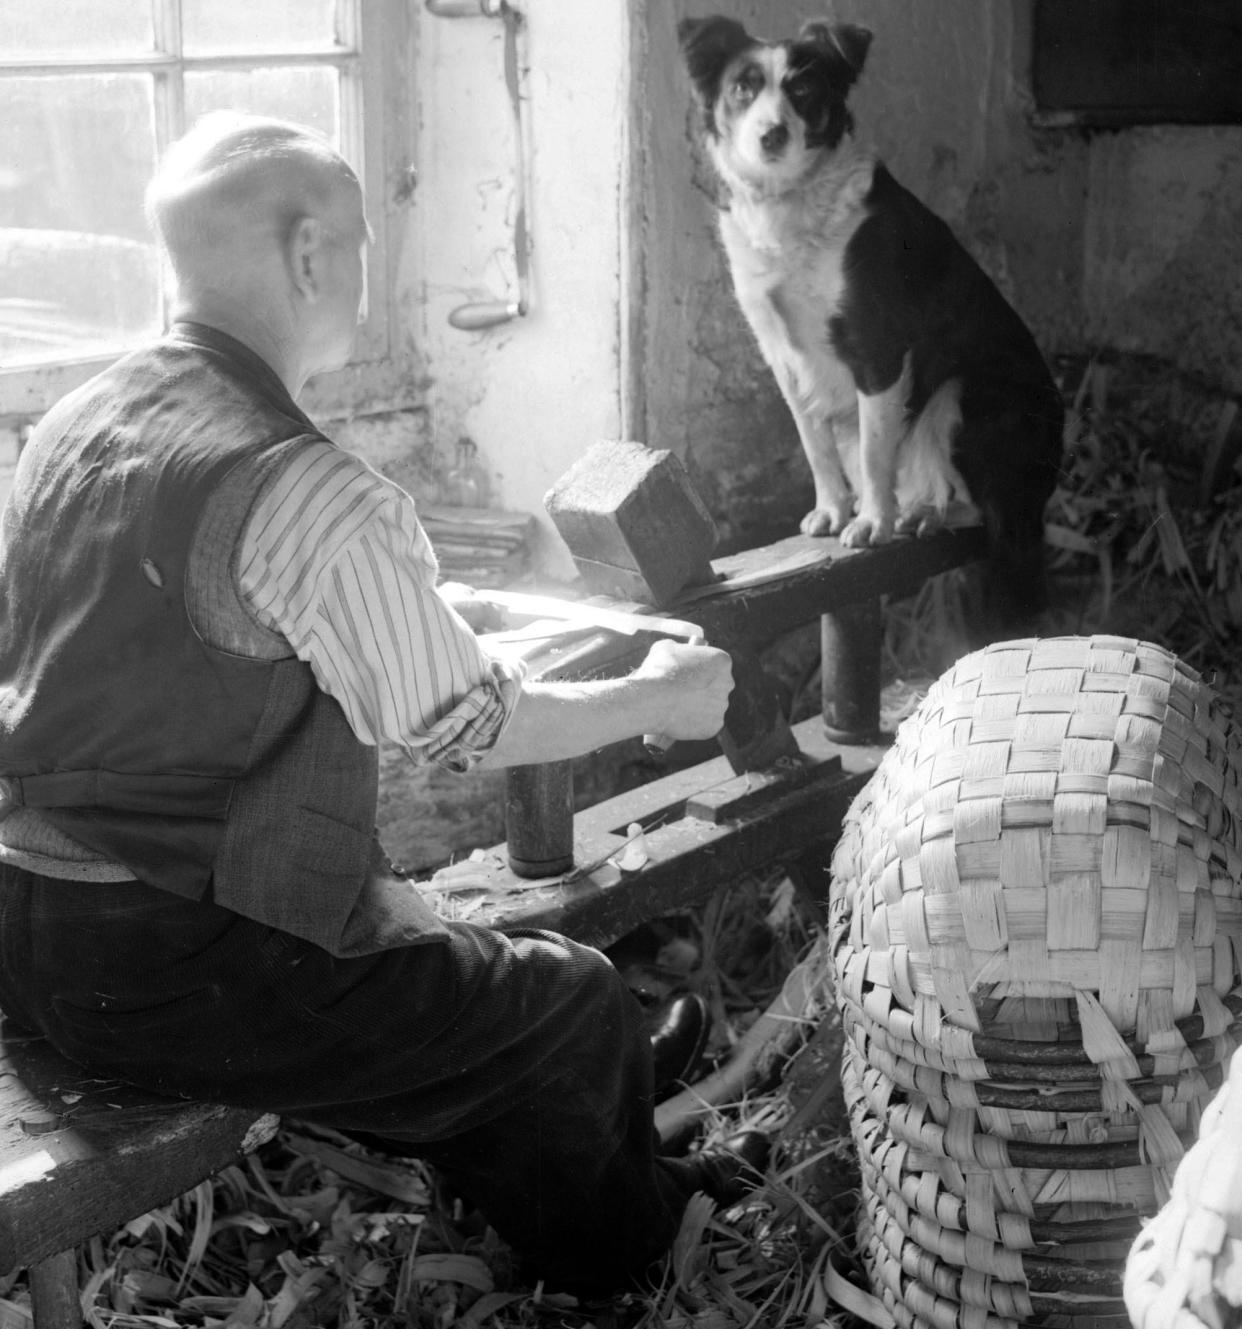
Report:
0,1030,278,1329
1,527,984,1328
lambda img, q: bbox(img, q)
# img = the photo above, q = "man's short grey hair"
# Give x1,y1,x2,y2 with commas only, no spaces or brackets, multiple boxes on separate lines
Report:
145,112,361,279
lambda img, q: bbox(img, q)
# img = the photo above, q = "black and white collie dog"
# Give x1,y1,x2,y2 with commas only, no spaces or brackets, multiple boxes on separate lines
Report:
679,15,1064,629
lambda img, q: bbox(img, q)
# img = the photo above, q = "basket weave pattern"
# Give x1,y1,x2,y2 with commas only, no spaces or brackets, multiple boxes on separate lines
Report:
828,637,1242,1328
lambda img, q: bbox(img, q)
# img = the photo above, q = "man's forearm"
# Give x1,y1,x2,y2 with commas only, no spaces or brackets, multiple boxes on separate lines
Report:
474,638,734,770
475,677,662,768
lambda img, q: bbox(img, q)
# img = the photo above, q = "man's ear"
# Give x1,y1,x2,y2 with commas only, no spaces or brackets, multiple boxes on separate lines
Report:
287,214,324,303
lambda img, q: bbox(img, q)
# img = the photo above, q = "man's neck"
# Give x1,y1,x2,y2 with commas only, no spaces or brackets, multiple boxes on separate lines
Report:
170,294,308,397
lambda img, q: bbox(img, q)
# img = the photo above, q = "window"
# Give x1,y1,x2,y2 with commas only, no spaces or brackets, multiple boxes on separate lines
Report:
0,0,414,418
1032,0,1242,128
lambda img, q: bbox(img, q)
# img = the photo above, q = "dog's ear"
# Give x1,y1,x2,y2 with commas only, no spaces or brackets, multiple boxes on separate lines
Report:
678,15,753,109
797,21,873,85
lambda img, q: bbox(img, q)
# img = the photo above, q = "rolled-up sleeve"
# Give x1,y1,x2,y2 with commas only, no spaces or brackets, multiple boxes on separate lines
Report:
237,441,523,770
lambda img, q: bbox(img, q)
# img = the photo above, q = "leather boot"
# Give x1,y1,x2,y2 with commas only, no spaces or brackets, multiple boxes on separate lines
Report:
667,1130,771,1206
649,992,711,1096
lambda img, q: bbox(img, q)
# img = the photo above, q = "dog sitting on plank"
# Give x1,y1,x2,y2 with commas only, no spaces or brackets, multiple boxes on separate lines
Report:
678,14,1064,630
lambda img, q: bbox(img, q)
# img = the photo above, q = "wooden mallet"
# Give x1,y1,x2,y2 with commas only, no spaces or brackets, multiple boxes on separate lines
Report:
544,440,718,607
544,441,801,774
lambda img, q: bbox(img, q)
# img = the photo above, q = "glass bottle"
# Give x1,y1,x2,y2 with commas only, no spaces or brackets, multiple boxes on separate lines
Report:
445,437,490,508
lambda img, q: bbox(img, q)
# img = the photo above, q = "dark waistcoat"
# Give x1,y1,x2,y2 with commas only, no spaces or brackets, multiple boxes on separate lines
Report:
0,324,416,952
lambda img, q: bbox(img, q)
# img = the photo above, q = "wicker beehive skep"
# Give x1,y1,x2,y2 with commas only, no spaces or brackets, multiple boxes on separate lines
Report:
827,635,1242,1328
830,635,1242,1036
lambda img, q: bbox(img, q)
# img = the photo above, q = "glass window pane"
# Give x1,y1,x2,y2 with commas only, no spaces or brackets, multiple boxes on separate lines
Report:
0,0,153,59
0,74,160,368
185,66,341,147
182,0,345,55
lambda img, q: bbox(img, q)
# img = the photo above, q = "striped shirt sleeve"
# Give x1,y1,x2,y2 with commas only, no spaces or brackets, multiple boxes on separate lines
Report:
236,440,523,771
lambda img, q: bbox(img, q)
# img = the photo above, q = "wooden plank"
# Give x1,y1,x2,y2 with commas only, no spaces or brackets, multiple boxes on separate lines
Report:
433,717,887,948
0,1024,277,1274
671,527,986,648
480,527,985,681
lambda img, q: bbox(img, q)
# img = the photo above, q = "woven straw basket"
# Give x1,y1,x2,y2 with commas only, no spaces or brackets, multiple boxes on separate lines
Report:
827,636,1242,1329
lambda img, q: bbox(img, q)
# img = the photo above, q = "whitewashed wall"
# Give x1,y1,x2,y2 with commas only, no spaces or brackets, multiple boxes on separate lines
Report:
408,1,634,580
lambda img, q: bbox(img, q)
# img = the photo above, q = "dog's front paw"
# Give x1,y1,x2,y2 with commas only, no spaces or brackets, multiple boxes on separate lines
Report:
840,513,895,547
800,502,852,538
895,508,944,539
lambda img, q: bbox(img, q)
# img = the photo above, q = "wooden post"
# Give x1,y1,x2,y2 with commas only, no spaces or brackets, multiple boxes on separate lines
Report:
821,600,883,744
29,1249,81,1329
505,761,574,878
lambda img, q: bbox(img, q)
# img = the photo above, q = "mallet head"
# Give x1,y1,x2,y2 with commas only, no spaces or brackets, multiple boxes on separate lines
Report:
544,441,718,607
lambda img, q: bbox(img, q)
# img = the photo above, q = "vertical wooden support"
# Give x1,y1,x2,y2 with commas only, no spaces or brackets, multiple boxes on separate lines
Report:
820,599,883,744
29,1249,80,1329
505,761,574,878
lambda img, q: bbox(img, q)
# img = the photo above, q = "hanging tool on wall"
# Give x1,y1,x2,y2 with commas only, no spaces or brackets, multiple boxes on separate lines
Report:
425,0,531,330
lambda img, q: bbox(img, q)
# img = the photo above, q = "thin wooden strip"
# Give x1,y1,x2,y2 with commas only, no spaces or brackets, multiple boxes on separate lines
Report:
962,739,1012,782
1099,886,1153,943
952,796,1003,847
1102,824,1153,894
1098,936,1143,1032
1047,873,1102,951
1023,667,1086,699
957,881,1007,952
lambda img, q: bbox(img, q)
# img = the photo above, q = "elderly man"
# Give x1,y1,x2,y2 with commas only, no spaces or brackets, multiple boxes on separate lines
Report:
0,114,764,1297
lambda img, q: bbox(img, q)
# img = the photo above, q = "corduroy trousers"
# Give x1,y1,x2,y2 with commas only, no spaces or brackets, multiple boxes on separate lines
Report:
0,866,698,1295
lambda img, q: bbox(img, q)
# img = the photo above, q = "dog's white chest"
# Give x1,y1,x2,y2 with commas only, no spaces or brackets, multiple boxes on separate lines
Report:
719,207,855,418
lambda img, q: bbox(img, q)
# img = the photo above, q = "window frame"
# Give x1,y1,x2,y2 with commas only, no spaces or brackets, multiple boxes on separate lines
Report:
0,0,417,422
1030,0,1242,129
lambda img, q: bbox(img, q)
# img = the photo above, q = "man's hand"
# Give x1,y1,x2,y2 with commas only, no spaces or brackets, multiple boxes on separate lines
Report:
438,580,505,633
630,639,734,742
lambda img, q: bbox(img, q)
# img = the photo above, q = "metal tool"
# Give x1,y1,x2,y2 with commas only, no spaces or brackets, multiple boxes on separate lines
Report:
474,589,706,754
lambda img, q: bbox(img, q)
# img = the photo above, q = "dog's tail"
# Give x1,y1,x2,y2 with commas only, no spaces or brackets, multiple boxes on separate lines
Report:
981,504,1053,636
971,404,1065,640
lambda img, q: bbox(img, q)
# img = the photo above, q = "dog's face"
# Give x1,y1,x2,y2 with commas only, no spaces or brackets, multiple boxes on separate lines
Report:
678,16,872,190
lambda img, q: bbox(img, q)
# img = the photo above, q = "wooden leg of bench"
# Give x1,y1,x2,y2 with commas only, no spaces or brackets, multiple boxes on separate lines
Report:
820,600,882,744
505,760,575,878
29,1249,81,1329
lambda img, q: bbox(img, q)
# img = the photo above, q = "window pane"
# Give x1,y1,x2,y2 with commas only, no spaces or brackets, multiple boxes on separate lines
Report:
182,0,345,55
0,0,153,59
0,74,160,368
185,66,340,146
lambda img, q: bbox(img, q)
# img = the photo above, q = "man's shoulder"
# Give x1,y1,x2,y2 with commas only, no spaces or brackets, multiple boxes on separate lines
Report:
267,437,399,509
247,438,417,559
